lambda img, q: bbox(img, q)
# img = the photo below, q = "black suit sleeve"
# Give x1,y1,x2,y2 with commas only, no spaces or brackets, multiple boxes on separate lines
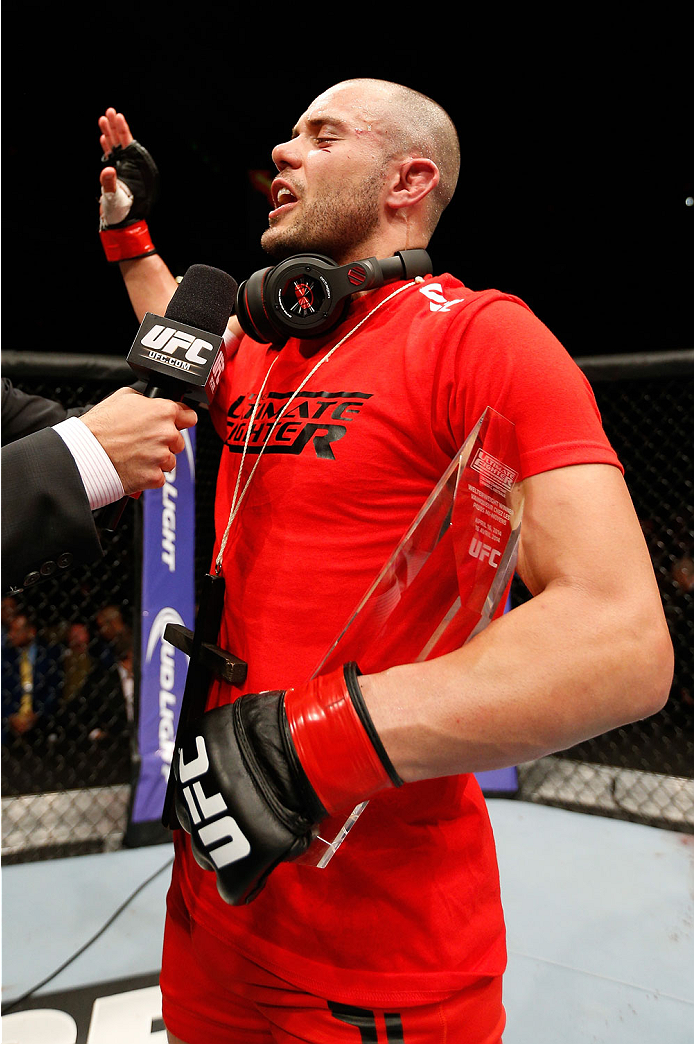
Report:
1,427,103,592
1,377,87,444
1,377,67,441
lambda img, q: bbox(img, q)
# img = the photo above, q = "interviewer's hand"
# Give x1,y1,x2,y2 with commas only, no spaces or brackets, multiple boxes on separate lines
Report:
79,387,197,495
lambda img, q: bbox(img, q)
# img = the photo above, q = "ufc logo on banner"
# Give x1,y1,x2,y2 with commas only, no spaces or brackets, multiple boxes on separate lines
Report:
178,736,251,868
141,324,216,365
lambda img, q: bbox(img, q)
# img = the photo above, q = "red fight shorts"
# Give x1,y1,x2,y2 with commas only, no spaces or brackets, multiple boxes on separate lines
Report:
161,874,506,1043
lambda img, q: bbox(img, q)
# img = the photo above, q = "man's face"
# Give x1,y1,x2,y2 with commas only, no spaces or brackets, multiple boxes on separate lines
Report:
69,624,90,653
8,615,35,648
261,83,395,264
96,608,122,642
1,597,17,627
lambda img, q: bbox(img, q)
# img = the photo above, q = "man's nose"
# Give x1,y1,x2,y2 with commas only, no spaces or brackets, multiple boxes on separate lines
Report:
271,138,301,172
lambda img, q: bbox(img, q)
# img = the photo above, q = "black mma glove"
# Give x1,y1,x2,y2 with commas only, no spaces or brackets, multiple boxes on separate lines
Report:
173,663,402,905
99,140,159,262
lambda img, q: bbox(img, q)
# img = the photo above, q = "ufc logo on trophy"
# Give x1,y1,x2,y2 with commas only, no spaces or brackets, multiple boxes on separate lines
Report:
178,737,251,868
468,536,501,568
140,324,216,365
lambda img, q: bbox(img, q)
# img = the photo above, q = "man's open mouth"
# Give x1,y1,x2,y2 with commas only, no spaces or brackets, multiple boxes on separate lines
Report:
269,182,299,218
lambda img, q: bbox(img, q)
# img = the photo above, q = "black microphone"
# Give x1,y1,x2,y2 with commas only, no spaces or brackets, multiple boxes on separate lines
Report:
128,263,238,402
102,264,237,530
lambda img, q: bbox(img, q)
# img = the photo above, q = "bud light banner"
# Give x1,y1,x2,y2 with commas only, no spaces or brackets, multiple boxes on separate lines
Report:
126,429,196,845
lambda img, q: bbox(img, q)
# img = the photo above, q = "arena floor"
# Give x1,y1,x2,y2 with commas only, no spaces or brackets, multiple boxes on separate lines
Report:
2,799,692,1043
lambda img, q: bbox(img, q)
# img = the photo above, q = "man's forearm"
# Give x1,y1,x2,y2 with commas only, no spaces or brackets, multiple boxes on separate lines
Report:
360,560,673,782
360,463,676,783
120,255,179,322
120,254,244,340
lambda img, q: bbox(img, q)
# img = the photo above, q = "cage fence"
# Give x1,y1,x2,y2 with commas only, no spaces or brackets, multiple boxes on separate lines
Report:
2,349,692,862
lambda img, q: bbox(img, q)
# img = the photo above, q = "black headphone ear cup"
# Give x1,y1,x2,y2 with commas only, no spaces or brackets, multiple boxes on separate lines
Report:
236,249,432,346
236,267,283,344
264,254,349,341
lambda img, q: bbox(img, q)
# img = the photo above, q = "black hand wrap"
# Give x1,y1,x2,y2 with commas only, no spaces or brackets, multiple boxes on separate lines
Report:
100,140,159,228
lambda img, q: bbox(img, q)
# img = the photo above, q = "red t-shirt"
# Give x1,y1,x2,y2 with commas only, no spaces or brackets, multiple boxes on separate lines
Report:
172,273,621,1004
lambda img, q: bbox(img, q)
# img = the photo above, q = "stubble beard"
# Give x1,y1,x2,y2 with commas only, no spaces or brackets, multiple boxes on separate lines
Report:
261,173,384,264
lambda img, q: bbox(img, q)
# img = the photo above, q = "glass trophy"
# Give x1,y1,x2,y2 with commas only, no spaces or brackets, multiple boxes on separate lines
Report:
296,407,524,868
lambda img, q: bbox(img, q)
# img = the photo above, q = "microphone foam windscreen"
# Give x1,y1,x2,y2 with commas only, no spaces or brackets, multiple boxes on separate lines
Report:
165,264,238,336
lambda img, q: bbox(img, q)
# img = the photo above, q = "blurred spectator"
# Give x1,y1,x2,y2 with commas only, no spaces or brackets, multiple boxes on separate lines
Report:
2,612,63,742
96,605,134,724
57,620,130,764
672,553,694,594
62,623,94,703
1,595,19,647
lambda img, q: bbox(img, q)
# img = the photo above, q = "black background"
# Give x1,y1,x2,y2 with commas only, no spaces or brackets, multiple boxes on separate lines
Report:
3,9,691,361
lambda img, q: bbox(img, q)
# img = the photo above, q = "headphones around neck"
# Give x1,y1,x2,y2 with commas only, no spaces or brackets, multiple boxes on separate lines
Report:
235,248,432,347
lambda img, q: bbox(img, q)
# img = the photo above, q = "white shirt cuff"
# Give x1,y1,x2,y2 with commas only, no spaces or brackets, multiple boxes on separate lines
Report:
53,417,125,510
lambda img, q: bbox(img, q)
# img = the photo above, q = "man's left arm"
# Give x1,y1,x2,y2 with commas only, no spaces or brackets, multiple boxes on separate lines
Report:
172,460,673,906
360,461,674,779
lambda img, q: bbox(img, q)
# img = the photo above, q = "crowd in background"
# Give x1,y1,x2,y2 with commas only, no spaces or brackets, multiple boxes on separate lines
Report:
1,595,134,794
2,513,692,798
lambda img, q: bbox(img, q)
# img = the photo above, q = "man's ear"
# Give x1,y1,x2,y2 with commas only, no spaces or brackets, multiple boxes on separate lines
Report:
385,158,440,210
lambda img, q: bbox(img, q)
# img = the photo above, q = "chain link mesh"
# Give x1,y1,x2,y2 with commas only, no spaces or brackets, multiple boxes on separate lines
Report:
2,368,137,861
513,365,694,831
2,352,692,863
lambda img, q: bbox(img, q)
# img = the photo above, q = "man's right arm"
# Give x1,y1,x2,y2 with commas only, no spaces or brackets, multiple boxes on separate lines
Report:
2,427,103,591
98,107,179,319
1,387,197,591
98,107,243,338
118,255,179,323
1,377,74,443
76,386,197,496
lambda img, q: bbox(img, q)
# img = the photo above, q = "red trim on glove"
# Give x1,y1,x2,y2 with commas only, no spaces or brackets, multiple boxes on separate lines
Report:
284,667,396,815
99,220,157,263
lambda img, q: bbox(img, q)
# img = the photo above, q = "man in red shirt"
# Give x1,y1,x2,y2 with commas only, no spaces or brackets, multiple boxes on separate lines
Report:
97,79,672,1043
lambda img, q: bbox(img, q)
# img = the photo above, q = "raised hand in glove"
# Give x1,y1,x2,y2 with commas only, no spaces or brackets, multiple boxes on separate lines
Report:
173,663,402,905
98,107,159,262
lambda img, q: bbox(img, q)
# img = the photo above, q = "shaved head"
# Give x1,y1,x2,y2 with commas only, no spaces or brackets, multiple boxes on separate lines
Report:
264,78,461,262
320,78,461,234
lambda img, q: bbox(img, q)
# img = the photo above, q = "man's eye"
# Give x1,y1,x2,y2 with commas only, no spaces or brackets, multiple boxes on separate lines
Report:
315,137,336,145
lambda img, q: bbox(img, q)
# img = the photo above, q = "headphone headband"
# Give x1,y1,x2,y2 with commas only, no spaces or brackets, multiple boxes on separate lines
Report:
235,249,432,347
